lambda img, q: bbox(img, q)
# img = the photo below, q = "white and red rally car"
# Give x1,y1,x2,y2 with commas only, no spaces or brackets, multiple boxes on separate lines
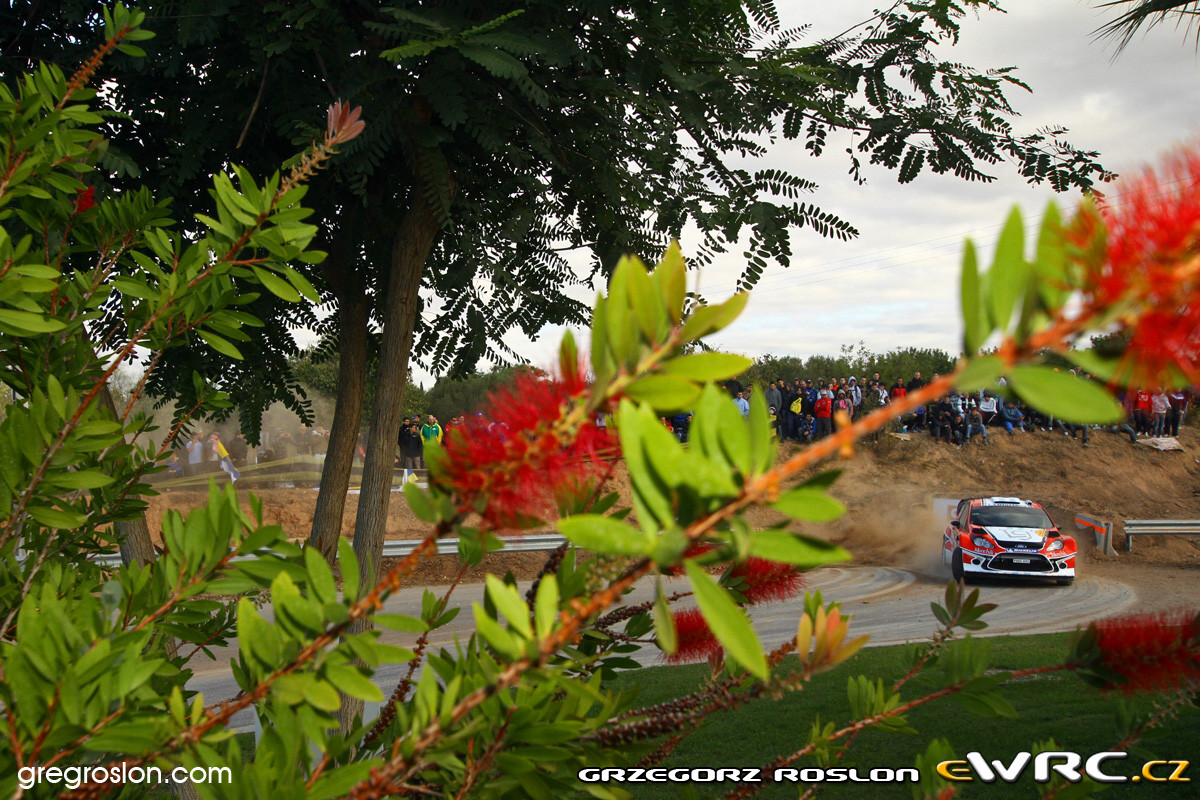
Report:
942,497,1076,585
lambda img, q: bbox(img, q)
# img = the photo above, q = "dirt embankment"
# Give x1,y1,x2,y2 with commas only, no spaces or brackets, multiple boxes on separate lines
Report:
143,426,1200,592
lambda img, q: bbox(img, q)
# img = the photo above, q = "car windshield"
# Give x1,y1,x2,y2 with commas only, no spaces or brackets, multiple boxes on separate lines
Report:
972,506,1052,529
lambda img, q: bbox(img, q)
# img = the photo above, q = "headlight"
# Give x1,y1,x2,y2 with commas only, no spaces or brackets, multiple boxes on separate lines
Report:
970,536,991,549
1045,538,1065,552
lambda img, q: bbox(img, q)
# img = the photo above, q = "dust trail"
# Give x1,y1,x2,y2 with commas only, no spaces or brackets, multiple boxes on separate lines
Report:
829,500,947,578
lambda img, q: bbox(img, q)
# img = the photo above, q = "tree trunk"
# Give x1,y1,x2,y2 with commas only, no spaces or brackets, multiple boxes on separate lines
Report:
338,187,443,732
97,383,158,568
308,286,369,564
99,386,201,800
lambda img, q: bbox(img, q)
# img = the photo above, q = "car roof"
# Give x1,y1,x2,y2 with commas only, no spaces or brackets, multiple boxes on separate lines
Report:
969,497,1043,509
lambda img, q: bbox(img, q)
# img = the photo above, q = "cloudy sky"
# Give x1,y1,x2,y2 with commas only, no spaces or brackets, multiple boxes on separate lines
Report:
458,0,1200,386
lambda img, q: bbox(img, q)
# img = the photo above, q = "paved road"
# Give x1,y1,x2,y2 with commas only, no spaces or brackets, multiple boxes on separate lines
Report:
188,565,1135,733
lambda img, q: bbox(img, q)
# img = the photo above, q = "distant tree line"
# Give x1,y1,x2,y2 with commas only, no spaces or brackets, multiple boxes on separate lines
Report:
738,342,958,388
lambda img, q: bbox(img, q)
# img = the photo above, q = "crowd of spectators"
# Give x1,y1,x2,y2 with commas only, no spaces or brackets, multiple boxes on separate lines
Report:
659,372,1192,450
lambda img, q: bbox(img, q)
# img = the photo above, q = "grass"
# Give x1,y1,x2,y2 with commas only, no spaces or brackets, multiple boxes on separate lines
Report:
603,633,1200,799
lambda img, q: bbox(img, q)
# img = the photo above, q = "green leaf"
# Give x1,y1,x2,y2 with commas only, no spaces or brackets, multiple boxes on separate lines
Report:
1034,201,1069,312
626,253,664,341
303,680,343,712
624,374,701,411
46,469,114,490
1007,365,1123,423
403,481,437,522
987,207,1029,333
558,514,648,557
653,581,677,656
472,603,522,660
1065,349,1120,382
685,561,767,679
486,574,532,639
338,539,359,601
252,267,302,302
590,295,610,374
709,292,749,333
325,665,383,702
747,386,774,475
534,575,559,640
305,546,337,604
749,531,850,568
196,329,243,359
375,614,427,633
960,239,989,354
953,355,1005,393
0,308,66,334
656,240,687,323
771,488,845,522
661,352,752,382
27,505,87,529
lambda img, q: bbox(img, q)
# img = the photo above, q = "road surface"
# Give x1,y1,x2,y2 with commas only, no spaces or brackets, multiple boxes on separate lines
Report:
187,565,1134,733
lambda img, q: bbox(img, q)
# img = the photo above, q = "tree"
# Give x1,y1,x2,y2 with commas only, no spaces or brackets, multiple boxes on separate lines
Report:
6,0,1112,635
1095,0,1200,52
424,365,535,421
6,19,1200,794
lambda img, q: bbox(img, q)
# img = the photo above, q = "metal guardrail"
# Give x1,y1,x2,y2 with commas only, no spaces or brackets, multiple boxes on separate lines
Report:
1075,514,1117,556
1123,520,1200,552
87,532,568,567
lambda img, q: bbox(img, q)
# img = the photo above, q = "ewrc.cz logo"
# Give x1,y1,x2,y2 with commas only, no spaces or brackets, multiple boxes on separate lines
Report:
937,752,1191,784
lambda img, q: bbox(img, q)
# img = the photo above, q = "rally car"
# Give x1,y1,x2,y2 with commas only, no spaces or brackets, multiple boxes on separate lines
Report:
942,497,1076,585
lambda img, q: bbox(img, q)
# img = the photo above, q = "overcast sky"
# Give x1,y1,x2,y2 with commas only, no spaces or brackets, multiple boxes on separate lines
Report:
407,1,1200,386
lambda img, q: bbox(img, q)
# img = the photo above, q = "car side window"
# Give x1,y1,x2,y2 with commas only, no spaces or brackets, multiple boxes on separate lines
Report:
959,505,972,528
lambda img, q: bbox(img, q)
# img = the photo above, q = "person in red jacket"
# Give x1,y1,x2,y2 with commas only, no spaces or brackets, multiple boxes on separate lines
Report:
814,390,834,439
1133,387,1152,436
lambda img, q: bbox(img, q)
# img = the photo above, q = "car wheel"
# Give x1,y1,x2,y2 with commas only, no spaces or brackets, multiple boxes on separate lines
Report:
1056,577,1074,586
951,548,964,582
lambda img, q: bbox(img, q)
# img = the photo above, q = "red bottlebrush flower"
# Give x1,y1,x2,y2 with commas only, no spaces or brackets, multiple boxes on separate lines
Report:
1090,610,1200,695
727,557,806,604
73,186,96,213
437,368,614,529
1067,145,1200,386
663,608,721,664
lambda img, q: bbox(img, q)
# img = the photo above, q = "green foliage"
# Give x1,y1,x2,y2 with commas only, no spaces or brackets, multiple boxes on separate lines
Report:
0,9,1185,799
741,345,958,387
424,365,531,421
290,346,428,424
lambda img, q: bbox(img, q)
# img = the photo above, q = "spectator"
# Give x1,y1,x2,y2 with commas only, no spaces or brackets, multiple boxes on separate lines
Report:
1151,387,1170,437
929,398,954,443
846,378,862,413
399,422,423,469
1168,387,1188,436
1133,387,1152,435
890,378,907,402
999,401,1026,434
798,413,815,441
166,452,183,476
765,381,782,421
834,390,853,429
422,414,443,444
733,390,749,418
978,392,998,425
965,407,988,446
814,389,833,439
185,432,204,477
905,371,926,394
228,432,248,466
949,413,968,447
